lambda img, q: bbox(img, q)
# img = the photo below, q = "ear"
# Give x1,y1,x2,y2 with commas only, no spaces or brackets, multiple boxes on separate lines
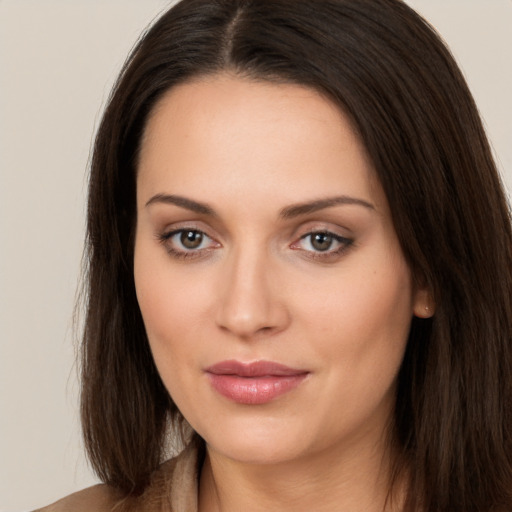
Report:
412,286,435,318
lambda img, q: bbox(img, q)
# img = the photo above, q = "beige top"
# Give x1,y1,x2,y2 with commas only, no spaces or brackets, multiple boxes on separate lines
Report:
34,441,201,512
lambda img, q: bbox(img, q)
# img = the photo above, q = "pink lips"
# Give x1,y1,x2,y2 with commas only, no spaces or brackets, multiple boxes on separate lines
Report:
205,360,309,405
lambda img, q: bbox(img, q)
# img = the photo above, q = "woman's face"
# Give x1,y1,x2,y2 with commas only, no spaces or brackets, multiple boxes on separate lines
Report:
134,75,429,465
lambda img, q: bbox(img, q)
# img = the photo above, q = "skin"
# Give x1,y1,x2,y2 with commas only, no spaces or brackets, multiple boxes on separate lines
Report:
134,74,432,512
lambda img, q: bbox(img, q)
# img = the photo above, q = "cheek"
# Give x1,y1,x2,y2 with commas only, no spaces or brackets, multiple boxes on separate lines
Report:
135,240,204,336
298,253,413,381
134,254,209,416
134,243,204,372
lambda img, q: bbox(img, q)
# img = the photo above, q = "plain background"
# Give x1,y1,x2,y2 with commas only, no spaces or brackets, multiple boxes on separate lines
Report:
0,1,510,511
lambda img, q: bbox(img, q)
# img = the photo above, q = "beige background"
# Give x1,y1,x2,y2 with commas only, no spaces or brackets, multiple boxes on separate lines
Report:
0,1,510,511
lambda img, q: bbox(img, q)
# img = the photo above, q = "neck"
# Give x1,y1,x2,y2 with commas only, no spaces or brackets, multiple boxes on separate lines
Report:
198,434,405,512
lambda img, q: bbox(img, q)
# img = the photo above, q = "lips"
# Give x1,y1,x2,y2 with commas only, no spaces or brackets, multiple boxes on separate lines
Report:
205,360,309,405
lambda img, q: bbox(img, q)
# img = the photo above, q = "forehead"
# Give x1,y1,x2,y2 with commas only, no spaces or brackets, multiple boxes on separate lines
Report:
142,74,356,150
137,74,385,212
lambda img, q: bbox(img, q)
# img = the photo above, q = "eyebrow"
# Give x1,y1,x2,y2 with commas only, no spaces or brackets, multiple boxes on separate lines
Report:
145,193,374,218
279,196,375,218
145,194,216,216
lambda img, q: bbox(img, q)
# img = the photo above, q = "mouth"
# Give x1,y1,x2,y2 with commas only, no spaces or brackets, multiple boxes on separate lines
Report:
204,360,309,405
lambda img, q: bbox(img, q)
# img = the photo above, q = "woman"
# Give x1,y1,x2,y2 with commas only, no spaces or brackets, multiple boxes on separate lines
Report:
37,0,512,511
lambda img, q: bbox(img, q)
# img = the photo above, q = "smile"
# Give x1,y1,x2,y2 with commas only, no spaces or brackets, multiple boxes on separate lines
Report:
205,360,309,405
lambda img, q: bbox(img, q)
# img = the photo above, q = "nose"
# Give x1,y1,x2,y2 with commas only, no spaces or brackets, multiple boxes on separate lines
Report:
215,246,290,339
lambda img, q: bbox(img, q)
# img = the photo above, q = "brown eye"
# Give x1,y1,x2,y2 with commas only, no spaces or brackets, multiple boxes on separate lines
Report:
290,230,353,260
158,228,220,260
311,233,334,251
180,230,203,249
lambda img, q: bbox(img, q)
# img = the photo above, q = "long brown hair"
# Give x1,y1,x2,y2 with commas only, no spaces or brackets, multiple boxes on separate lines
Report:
81,0,512,509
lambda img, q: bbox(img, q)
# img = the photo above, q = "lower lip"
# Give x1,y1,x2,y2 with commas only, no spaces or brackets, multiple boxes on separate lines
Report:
207,373,308,405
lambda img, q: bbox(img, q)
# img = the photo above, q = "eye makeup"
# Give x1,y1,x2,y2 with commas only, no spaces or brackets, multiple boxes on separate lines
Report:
157,228,220,260
156,225,355,264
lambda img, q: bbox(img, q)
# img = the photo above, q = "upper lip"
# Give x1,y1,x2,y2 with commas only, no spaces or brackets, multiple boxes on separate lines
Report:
205,360,308,377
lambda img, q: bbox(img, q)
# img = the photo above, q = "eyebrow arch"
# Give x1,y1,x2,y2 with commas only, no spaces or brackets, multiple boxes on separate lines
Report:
279,196,375,219
145,193,374,219
145,194,216,216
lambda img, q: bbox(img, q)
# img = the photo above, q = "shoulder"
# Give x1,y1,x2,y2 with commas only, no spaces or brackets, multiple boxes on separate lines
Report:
123,439,203,511
33,439,203,512
33,483,122,512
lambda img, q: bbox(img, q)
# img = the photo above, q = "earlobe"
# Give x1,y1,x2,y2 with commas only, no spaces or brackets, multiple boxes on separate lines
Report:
413,288,435,318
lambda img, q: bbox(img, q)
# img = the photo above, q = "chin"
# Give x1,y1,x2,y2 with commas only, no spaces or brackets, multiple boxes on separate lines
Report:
208,437,303,466
195,415,311,465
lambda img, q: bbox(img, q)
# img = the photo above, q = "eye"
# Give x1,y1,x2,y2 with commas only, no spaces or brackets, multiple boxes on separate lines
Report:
158,228,219,259
291,231,353,259
305,232,337,252
178,230,206,249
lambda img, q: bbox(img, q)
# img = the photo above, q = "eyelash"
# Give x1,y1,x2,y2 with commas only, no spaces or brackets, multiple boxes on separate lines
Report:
157,228,353,261
292,231,354,261
157,229,218,260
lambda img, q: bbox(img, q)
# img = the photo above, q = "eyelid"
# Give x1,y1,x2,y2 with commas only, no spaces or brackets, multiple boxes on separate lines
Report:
157,226,221,260
155,222,354,262
289,229,354,261
291,230,351,249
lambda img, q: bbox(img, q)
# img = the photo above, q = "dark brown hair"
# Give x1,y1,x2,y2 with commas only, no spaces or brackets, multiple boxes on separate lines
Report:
81,0,512,509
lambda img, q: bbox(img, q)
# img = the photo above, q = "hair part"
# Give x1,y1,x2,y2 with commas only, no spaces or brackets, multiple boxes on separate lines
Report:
81,0,512,508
